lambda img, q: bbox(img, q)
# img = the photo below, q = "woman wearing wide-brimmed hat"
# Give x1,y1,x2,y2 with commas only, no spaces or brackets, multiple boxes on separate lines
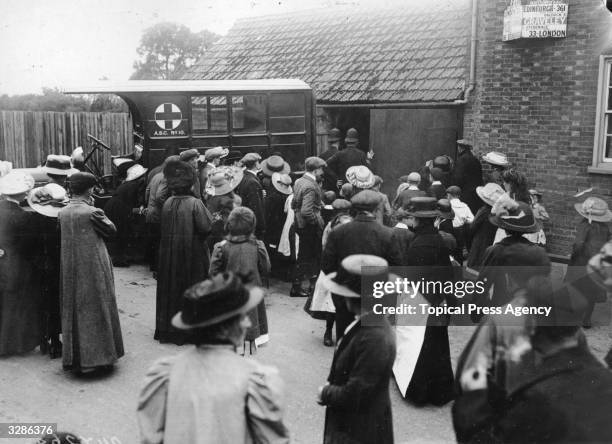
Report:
395,196,455,407
59,172,124,372
466,182,506,270
156,160,213,345
564,196,612,327
474,196,542,321
28,182,69,359
264,172,295,280
138,272,289,444
481,151,510,185
0,171,45,357
205,166,243,251
318,255,396,444
104,163,148,267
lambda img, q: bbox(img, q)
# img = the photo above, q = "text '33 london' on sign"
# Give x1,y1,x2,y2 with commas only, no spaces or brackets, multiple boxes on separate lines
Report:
503,0,568,42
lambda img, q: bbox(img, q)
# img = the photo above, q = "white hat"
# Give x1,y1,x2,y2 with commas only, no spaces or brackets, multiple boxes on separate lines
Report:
27,183,68,218
482,151,510,167
0,161,12,177
125,164,148,182
0,170,35,196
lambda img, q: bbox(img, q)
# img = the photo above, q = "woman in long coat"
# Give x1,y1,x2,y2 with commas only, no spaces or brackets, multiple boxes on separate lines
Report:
0,171,43,356
394,197,455,406
466,183,505,270
155,160,212,344
59,172,124,371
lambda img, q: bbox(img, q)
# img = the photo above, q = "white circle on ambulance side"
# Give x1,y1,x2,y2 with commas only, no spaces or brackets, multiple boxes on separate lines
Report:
155,103,182,130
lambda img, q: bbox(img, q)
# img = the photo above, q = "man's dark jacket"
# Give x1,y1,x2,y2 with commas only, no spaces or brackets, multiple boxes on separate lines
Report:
393,188,427,210
326,147,367,183
321,313,396,444
321,214,402,273
235,170,266,237
451,150,484,214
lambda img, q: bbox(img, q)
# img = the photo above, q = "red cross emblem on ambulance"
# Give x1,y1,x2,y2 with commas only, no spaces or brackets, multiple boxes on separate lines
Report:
154,103,182,130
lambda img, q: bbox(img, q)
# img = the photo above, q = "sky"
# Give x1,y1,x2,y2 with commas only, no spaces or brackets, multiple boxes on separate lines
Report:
0,0,345,95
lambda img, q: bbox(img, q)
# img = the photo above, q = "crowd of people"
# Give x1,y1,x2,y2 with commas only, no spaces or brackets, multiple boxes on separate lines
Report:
1,127,612,443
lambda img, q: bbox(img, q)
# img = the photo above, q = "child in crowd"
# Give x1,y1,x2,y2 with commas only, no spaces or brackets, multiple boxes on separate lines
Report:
527,188,549,246
210,207,271,352
446,185,474,261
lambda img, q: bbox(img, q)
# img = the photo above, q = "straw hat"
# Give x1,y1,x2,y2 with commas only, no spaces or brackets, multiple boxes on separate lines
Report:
0,170,35,196
125,164,148,182
27,183,68,218
205,166,243,196
171,272,263,330
476,182,505,206
42,155,78,176
574,197,612,223
261,155,290,176
271,172,292,195
482,151,510,167
346,165,375,189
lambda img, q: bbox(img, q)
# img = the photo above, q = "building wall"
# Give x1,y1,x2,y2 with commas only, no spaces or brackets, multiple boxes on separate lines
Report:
463,0,612,257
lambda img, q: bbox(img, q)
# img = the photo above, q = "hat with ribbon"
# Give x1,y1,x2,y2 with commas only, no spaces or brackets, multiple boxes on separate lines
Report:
0,170,35,196
345,128,359,144
405,196,441,218
489,195,538,233
112,157,137,178
125,164,148,182
42,155,78,176
322,254,391,298
172,272,264,330
482,151,510,167
346,165,375,189
476,182,505,207
204,146,229,161
27,183,68,218
261,155,290,176
574,196,612,223
350,189,381,211
179,148,200,162
205,165,243,196
328,128,342,142
271,172,292,195
437,199,455,220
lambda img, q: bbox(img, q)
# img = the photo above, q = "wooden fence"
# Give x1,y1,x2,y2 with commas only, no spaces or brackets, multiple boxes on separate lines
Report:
0,111,132,174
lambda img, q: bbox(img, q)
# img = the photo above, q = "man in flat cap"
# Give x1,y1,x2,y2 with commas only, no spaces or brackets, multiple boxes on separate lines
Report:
235,153,266,239
321,189,402,340
451,139,483,214
291,156,326,297
179,148,203,200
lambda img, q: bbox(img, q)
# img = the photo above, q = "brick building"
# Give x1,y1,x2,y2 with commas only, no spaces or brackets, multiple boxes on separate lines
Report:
465,0,612,257
185,0,612,257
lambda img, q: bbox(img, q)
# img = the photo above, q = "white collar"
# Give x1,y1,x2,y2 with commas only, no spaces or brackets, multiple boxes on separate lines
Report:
408,185,419,190
395,222,408,229
246,169,258,176
431,181,442,186
304,172,316,181
5,196,22,205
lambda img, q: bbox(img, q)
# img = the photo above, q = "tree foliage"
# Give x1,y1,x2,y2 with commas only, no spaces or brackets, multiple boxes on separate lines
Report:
0,88,127,112
131,22,220,80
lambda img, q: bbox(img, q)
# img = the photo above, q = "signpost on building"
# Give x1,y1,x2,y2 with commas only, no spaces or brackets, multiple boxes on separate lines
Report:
502,0,568,42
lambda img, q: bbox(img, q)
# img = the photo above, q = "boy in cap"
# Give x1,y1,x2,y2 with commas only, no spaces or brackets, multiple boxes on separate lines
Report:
291,156,326,297
393,172,426,210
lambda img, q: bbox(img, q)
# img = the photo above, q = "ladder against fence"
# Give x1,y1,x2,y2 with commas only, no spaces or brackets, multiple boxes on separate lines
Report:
0,110,132,172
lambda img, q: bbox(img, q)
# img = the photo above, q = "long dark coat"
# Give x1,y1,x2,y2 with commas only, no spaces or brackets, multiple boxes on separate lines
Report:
453,345,612,443
235,171,266,238
35,213,62,338
401,224,455,406
321,313,396,444
205,192,235,251
155,195,212,344
326,147,367,182
0,200,43,356
59,199,124,368
264,188,288,249
451,150,484,214
466,205,497,270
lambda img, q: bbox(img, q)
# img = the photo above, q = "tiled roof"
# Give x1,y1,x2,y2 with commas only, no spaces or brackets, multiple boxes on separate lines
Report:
183,1,471,104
